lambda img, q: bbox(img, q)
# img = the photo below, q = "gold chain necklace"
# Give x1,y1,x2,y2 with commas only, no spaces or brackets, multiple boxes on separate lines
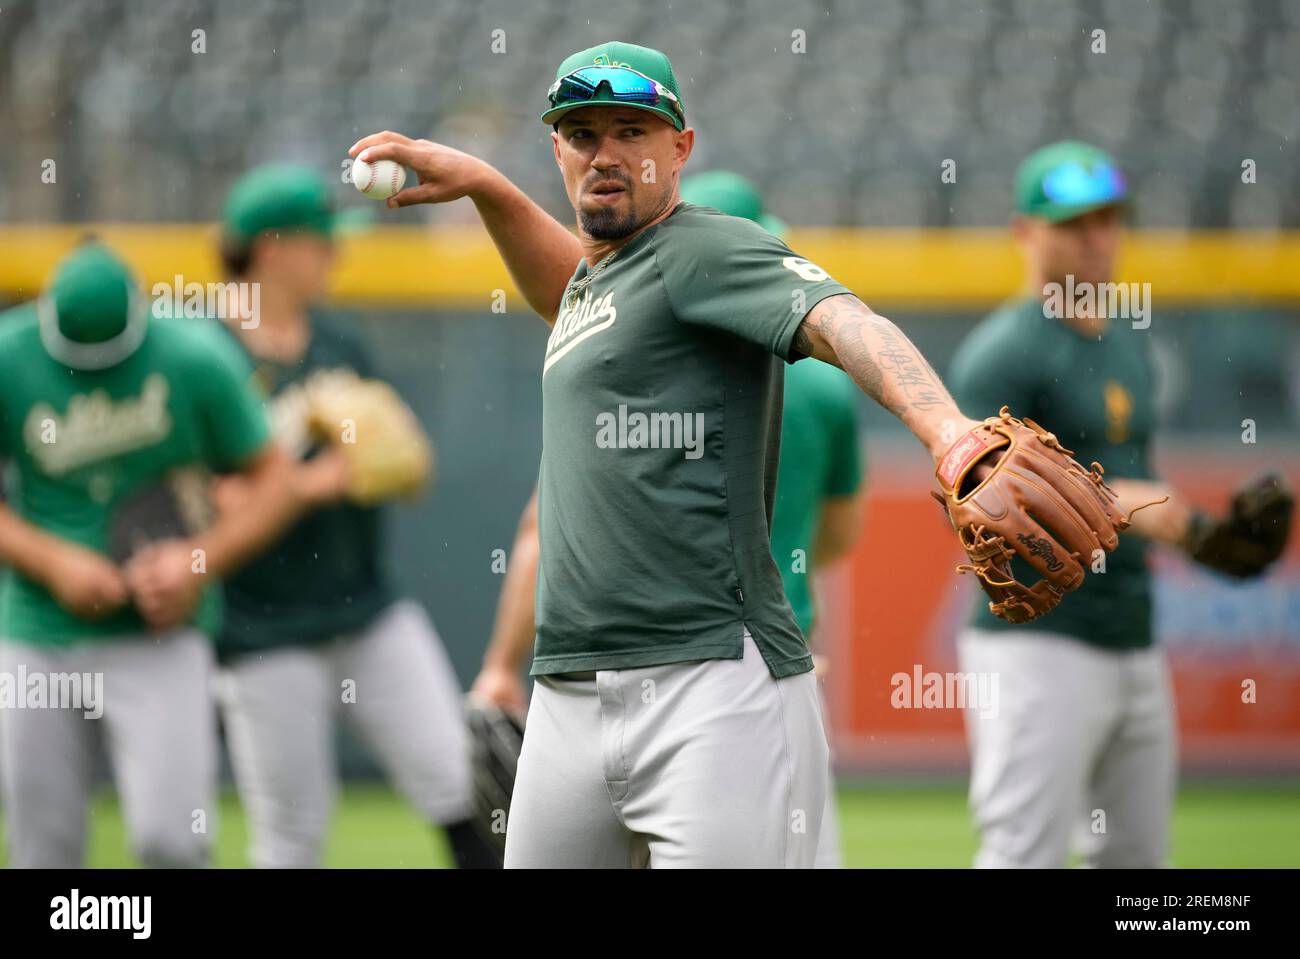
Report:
563,248,620,313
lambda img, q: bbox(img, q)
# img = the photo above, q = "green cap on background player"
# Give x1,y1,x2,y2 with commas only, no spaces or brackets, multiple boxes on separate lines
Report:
1015,140,1129,223
680,170,787,238
222,164,370,248
542,41,685,131
38,242,147,370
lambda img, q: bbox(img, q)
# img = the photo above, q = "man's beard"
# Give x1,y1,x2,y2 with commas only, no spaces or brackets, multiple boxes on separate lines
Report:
578,203,640,240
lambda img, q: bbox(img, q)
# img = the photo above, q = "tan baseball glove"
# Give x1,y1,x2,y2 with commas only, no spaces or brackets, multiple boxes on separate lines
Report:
932,407,1131,624
305,377,434,505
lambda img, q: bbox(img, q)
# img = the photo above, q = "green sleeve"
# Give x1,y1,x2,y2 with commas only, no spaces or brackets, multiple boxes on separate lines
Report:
197,327,272,470
654,214,851,361
0,307,29,458
947,317,1036,422
824,372,863,497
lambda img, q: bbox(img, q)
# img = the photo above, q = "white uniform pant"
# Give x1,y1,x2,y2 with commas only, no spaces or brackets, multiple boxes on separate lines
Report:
0,630,216,868
505,630,829,868
216,600,471,868
958,629,1177,868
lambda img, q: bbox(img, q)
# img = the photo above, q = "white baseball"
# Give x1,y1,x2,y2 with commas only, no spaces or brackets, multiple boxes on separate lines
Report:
350,157,407,200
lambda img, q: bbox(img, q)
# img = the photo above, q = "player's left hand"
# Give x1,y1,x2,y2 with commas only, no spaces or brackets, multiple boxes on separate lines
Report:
933,407,1130,624
927,416,984,462
470,664,529,715
123,539,206,630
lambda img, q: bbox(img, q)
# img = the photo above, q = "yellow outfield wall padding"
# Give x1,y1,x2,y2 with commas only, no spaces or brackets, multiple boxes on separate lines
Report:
1,225,1298,307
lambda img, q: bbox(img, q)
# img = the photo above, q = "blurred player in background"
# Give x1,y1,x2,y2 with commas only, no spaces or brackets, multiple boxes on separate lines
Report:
949,141,1293,868
210,166,499,868
468,171,866,867
0,242,297,867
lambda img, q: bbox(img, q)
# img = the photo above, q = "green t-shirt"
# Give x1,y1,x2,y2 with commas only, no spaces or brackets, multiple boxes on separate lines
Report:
215,311,396,661
0,307,271,645
948,297,1156,649
533,203,851,678
770,360,863,639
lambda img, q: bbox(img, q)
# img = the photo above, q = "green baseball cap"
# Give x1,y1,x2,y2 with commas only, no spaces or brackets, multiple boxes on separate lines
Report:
1015,140,1129,223
222,164,370,248
680,170,787,238
38,242,148,369
541,41,685,131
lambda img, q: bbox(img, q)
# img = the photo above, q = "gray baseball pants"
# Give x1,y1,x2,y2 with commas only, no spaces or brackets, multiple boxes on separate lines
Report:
505,630,829,868
0,629,216,868
215,599,472,868
958,628,1177,868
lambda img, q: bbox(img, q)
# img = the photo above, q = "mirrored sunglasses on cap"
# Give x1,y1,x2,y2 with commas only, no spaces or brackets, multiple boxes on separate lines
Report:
547,65,684,122
1041,159,1127,208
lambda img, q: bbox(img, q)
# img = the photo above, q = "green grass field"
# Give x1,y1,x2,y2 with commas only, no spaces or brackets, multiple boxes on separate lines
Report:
2,781,1297,868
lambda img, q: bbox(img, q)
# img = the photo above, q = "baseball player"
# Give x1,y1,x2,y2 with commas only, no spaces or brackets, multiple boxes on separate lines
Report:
353,42,1124,868
469,170,866,867
210,165,499,869
948,141,1293,868
0,242,299,867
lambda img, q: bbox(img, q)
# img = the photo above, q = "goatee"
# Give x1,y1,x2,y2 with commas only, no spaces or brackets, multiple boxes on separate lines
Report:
579,206,641,240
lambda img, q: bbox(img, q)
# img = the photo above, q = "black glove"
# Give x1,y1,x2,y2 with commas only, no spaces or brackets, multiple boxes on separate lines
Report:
464,696,525,855
1183,471,1294,578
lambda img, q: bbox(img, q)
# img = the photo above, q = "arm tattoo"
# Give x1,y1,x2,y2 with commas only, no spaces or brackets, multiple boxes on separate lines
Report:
800,295,952,417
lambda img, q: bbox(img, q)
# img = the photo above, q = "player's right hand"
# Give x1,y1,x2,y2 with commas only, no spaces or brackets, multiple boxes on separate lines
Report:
349,132,489,209
470,664,528,716
48,544,130,620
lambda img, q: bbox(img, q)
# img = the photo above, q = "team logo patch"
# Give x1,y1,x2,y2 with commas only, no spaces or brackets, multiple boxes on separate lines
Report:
1104,380,1134,443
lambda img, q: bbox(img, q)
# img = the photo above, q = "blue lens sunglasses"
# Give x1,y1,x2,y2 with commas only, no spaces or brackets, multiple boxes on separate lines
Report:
548,66,684,124
1041,160,1127,208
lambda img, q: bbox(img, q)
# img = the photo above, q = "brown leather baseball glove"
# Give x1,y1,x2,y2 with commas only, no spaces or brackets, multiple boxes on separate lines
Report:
932,407,1131,624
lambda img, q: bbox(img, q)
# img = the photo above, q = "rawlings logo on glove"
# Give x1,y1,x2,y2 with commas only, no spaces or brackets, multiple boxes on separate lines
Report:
932,407,1131,624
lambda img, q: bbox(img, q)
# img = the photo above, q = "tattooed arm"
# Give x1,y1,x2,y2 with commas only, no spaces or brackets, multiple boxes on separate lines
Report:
794,294,979,459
